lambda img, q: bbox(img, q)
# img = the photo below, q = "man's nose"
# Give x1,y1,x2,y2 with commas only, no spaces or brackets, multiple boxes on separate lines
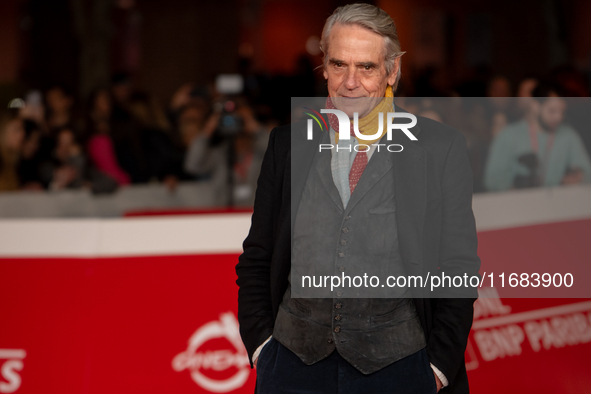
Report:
344,68,360,90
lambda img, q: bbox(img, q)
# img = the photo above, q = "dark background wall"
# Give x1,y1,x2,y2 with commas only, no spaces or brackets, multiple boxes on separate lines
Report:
0,0,590,104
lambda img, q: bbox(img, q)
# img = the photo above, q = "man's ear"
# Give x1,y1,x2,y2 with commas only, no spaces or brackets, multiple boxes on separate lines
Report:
387,58,401,86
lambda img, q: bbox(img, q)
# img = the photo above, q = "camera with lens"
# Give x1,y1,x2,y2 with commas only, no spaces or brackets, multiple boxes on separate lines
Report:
214,100,243,137
214,74,245,137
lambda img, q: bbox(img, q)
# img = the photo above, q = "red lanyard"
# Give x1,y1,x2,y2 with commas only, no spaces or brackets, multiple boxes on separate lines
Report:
528,122,555,153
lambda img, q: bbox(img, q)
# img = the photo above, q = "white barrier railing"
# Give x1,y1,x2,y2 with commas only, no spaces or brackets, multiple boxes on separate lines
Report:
0,184,590,258
0,182,219,218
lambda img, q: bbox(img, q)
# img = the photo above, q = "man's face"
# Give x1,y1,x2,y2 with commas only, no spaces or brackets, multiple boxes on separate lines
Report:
323,24,399,117
538,95,566,132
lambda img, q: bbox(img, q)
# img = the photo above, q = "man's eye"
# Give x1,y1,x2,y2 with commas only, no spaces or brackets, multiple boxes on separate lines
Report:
335,62,343,68
364,65,373,71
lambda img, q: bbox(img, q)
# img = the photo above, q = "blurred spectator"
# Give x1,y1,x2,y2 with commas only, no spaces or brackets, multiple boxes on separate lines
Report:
128,91,184,188
111,72,134,118
177,103,208,147
515,77,539,123
486,75,514,138
463,76,528,193
484,81,591,191
45,85,76,132
129,91,171,132
17,120,44,190
39,127,86,190
168,83,211,130
86,88,131,186
109,74,151,183
184,101,270,206
86,87,112,132
517,77,539,98
487,75,512,98
0,110,25,192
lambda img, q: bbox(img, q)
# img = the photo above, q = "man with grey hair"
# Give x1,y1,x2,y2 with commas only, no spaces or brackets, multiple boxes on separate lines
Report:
236,3,480,393
320,2,404,93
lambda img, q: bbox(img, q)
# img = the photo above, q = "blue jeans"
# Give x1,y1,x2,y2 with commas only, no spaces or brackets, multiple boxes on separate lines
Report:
256,337,438,394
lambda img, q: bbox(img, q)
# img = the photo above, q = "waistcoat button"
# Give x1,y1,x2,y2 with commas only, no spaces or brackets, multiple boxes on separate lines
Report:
335,302,342,309
338,252,345,258
342,228,349,233
334,326,341,333
335,314,341,321
327,338,333,344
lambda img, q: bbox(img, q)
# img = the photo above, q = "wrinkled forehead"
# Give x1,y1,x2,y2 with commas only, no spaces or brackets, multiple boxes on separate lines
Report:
326,23,387,62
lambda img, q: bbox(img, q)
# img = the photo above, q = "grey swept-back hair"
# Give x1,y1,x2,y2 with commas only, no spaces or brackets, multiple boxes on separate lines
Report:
320,3,405,90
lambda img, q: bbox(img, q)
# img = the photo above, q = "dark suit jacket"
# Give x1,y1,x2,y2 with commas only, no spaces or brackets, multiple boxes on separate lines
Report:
236,112,481,393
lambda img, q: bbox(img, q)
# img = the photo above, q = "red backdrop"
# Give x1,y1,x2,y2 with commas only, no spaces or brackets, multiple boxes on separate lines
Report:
1,216,590,393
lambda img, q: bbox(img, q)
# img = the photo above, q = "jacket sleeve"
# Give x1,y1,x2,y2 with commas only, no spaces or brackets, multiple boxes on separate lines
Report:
427,131,481,385
235,127,279,369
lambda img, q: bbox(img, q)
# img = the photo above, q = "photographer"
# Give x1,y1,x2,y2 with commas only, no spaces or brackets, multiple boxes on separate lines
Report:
484,81,591,191
184,100,270,206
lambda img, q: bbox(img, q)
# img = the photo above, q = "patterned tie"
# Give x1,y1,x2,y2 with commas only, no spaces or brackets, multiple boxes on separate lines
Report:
325,97,369,194
348,150,367,193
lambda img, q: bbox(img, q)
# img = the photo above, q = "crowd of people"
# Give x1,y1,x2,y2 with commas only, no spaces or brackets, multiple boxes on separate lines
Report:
0,73,277,205
396,69,591,193
1,66,591,203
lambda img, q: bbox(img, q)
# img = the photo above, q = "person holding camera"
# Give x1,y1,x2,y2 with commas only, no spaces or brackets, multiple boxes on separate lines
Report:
183,101,270,206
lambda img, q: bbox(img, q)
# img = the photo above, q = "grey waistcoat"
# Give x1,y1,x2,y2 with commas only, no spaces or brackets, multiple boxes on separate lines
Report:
272,137,427,374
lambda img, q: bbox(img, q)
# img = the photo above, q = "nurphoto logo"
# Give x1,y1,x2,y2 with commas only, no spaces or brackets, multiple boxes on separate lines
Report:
304,108,418,152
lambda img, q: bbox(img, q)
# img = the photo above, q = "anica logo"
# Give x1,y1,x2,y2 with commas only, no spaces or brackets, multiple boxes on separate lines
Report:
172,313,250,393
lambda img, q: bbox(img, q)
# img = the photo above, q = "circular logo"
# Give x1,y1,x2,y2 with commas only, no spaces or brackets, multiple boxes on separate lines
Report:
172,312,251,392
